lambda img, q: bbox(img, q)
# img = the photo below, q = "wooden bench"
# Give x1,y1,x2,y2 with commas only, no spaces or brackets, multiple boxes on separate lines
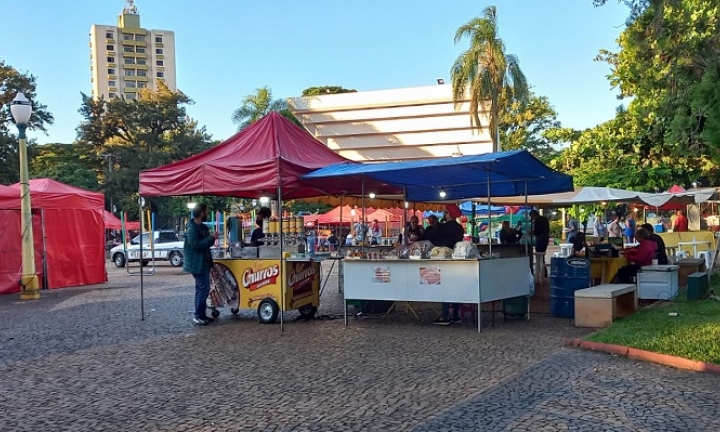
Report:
574,284,637,328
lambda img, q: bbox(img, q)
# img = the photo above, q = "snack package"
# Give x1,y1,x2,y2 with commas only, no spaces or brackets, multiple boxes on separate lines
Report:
429,246,453,259
452,241,480,259
388,244,410,259
408,240,434,259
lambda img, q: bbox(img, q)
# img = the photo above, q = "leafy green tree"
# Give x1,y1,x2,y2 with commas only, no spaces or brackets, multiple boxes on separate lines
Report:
30,143,100,191
498,93,564,162
0,60,54,184
232,86,300,130
301,86,357,96
76,82,213,225
451,6,529,152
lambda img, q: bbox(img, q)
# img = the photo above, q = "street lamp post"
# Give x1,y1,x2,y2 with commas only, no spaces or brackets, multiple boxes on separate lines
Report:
11,93,39,300
187,202,196,222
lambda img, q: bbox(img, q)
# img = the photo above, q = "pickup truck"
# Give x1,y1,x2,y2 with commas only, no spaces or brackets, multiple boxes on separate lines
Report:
110,230,185,268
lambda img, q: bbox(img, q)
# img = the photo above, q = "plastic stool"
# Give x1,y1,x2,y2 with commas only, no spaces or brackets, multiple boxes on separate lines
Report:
675,250,688,260
696,251,712,270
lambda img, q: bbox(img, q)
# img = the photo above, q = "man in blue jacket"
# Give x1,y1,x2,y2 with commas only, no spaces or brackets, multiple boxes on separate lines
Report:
184,203,219,325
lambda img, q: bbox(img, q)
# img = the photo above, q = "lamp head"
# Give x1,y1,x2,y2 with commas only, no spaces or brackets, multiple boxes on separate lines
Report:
187,202,196,210
368,192,376,199
259,196,270,206
10,92,33,125
439,189,447,198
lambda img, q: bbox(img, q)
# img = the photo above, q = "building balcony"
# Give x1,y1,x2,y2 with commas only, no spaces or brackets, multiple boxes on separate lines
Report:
108,75,117,80
135,76,149,82
134,52,148,59
107,50,116,56
123,87,139,93
106,38,115,44
156,55,164,60
155,42,164,48
124,40,147,47
121,28,147,35
107,63,116,68
109,87,118,92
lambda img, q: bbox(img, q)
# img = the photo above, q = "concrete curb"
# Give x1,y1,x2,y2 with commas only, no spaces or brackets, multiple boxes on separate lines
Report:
568,338,720,375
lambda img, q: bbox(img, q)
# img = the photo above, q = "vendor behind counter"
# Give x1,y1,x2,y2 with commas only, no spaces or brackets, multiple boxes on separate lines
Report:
250,207,272,246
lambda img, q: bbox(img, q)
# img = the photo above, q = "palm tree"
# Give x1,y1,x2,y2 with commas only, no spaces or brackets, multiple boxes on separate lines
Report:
232,86,297,130
451,6,529,152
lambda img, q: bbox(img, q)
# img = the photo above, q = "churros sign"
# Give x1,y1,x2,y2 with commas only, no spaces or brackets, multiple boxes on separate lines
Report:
242,261,280,291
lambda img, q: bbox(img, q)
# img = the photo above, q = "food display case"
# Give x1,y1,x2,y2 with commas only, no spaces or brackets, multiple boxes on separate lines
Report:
341,242,532,331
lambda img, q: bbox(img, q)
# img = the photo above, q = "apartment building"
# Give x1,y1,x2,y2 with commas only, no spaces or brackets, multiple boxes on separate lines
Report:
89,0,176,100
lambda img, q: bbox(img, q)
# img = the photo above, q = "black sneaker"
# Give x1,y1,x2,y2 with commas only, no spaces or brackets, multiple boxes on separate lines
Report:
433,318,451,326
192,317,210,326
201,315,215,323
450,318,462,324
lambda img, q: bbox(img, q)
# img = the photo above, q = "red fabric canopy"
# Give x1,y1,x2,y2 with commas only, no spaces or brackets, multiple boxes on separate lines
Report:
139,112,357,199
0,179,106,295
303,205,376,225
0,178,105,209
667,185,686,193
103,210,140,230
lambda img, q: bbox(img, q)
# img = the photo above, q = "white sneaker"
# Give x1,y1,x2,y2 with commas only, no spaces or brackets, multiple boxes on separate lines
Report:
192,317,209,326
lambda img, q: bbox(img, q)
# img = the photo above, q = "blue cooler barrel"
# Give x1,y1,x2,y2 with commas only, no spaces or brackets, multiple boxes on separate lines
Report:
654,223,665,233
550,257,591,318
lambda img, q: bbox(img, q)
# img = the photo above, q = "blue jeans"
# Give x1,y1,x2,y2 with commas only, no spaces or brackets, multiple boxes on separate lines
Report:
442,303,460,320
193,272,210,319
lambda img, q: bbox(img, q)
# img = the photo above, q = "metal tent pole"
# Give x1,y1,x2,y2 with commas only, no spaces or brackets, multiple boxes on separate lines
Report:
278,187,284,332
525,180,529,258
139,198,145,321
361,177,366,256
487,170,493,257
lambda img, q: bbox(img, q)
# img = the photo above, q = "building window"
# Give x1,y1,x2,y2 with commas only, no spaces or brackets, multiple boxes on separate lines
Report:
124,58,135,64
136,47,146,53
108,80,116,87
138,82,148,88
137,59,147,65
106,44,114,51
107,56,115,63
156,48,163,55
138,70,147,77
125,81,137,88
123,34,133,40
106,32,113,39
155,36,163,43
108,68,116,75
125,93,136,100
125,70,136,76
123,46,135,52
156,60,164,66
135,35,145,41
156,72,164,78
109,92,117,98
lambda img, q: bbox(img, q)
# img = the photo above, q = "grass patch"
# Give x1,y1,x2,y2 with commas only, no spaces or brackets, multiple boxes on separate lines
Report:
586,286,720,365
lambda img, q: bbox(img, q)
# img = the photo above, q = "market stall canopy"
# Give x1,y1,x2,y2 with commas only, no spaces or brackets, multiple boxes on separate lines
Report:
0,179,105,210
643,188,716,207
301,150,573,202
103,210,140,231
303,205,376,225
139,112,366,199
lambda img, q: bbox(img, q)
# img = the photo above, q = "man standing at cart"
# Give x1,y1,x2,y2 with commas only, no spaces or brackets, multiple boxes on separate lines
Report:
184,203,220,326
434,204,466,326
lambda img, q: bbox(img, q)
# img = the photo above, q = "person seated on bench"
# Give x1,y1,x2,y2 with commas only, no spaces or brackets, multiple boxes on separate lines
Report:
641,223,669,265
612,228,657,283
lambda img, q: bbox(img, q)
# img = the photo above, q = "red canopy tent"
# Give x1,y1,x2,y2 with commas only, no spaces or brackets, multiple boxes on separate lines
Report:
0,179,106,295
139,112,361,199
103,210,141,231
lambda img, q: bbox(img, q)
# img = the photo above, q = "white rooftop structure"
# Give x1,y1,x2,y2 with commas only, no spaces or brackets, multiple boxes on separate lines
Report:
288,85,492,162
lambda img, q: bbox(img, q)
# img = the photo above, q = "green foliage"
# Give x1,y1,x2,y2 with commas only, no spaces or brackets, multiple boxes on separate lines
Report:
498,93,564,162
451,6,529,152
232,86,301,130
301,86,357,96
30,143,100,191
76,82,213,225
0,60,54,184
555,0,720,189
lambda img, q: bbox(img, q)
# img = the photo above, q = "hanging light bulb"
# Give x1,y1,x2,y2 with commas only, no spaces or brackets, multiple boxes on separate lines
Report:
369,191,376,199
439,189,447,198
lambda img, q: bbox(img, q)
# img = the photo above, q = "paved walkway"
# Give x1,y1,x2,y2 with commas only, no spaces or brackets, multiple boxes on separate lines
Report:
0,263,719,431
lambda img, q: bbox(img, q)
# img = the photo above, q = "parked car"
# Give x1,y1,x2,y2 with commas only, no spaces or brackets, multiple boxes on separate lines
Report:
110,230,184,268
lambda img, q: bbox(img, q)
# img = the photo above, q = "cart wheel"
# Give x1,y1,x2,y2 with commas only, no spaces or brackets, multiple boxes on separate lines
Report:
211,309,220,318
230,308,240,315
257,299,279,324
298,305,318,319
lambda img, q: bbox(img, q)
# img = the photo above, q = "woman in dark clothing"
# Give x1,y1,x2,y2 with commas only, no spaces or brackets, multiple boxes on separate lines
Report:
250,207,272,246
641,223,669,265
405,216,425,243
499,221,520,244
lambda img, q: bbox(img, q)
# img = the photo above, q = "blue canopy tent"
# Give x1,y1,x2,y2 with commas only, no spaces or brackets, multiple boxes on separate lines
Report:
301,150,573,202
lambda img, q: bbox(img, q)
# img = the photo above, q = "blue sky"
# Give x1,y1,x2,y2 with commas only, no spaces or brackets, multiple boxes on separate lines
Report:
2,0,629,145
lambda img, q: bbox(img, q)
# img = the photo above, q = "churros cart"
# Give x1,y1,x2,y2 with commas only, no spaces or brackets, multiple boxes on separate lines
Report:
207,215,321,323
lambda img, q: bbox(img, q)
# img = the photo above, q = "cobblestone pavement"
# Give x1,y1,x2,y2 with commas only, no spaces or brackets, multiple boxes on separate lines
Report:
1,262,719,431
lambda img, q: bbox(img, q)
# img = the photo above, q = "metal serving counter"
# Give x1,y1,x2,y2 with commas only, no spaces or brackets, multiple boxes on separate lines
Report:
342,257,531,332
